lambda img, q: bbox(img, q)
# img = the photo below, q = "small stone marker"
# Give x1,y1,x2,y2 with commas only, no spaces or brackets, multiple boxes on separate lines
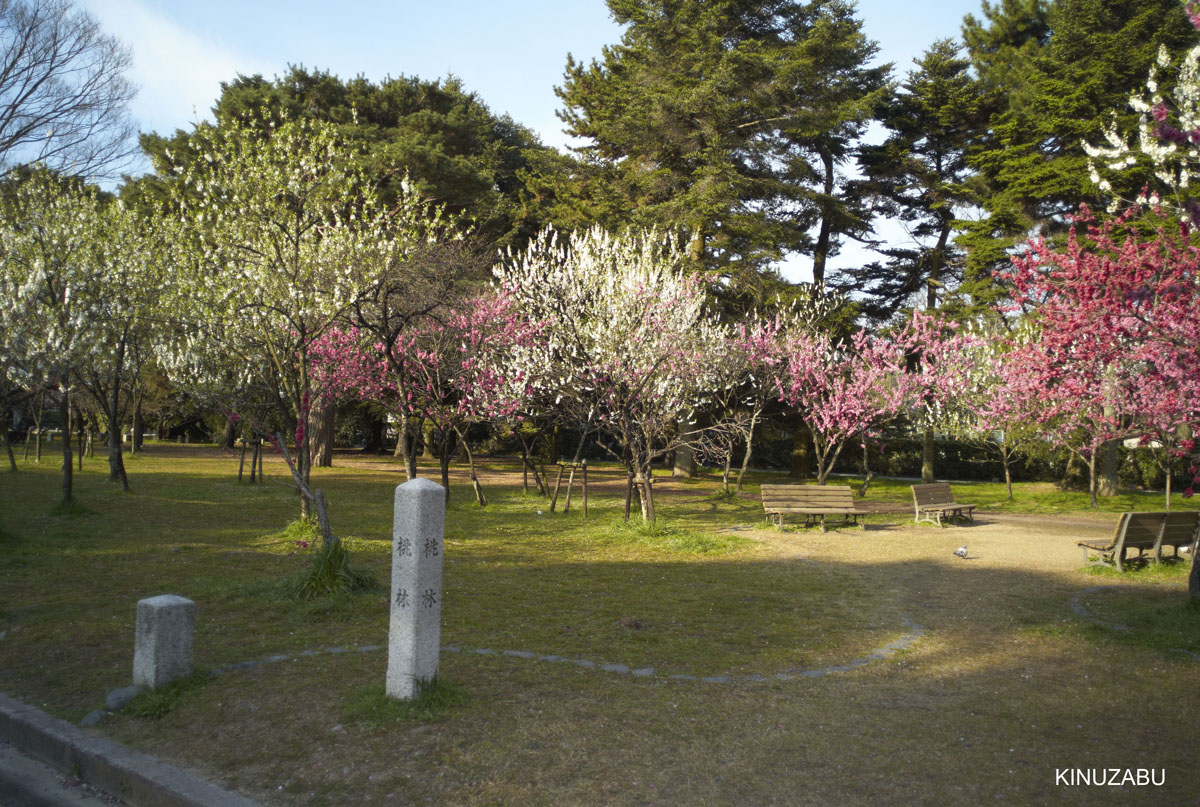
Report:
133,594,195,689
387,478,445,700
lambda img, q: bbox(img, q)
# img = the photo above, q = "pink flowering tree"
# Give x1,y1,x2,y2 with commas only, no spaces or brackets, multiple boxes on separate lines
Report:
903,312,1046,501
772,328,912,486
400,292,534,505
696,290,845,495
313,292,533,505
999,207,1200,509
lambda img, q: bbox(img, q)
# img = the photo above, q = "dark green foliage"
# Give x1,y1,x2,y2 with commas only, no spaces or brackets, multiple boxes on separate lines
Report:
134,67,557,249
552,0,889,299
849,40,991,323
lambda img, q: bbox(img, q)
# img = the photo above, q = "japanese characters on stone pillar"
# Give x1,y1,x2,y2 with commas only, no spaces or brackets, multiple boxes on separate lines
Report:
387,477,445,699
133,594,195,689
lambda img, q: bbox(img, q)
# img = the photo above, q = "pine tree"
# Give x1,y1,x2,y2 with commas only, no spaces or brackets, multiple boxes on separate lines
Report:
849,40,991,324
553,0,889,292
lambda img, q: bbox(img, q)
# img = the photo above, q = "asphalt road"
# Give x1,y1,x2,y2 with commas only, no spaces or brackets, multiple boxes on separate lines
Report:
0,742,118,806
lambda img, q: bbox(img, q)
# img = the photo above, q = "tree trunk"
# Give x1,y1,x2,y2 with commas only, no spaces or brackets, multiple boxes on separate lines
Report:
519,439,530,492
238,439,248,482
454,425,487,507
810,149,836,286
789,417,812,479
2,400,16,472
438,427,454,502
550,463,565,512
33,394,44,462
1003,451,1014,501
106,357,129,492
311,401,335,468
858,439,874,498
721,451,732,495
921,427,935,483
60,389,73,506
221,417,236,451
76,414,84,471
313,489,336,549
395,412,417,480
1097,438,1119,497
131,392,144,454
815,435,846,486
1189,553,1200,604
1087,454,1099,509
735,410,759,493
640,466,656,521
672,417,697,478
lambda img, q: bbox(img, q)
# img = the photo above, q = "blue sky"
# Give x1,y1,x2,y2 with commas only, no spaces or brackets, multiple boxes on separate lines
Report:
79,0,984,279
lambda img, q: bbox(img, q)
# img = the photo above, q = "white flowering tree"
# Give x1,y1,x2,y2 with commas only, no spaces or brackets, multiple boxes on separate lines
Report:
496,227,722,521
71,194,167,491
160,116,406,524
0,170,162,500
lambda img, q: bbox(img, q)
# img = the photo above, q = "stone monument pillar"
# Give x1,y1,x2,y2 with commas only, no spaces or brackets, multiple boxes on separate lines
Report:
387,477,445,699
133,594,195,689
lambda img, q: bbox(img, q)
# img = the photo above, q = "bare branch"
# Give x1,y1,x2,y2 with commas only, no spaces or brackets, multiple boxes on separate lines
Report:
0,0,138,180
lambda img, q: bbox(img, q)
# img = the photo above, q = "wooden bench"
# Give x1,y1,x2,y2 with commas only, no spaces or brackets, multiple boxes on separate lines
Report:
760,484,868,532
911,482,976,527
1078,511,1200,572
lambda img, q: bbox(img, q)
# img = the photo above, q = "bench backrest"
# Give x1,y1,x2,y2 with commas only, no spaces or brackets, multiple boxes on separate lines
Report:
761,484,856,509
1117,512,1167,550
1160,511,1200,548
912,482,955,507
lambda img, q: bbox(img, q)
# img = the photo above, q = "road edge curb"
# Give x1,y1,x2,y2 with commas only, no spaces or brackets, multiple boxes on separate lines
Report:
0,691,257,807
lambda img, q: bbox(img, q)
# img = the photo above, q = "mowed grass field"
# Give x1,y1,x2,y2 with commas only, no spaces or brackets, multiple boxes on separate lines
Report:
1,444,1198,806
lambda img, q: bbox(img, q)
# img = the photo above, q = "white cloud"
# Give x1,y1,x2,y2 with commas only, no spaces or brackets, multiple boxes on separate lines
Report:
81,0,271,137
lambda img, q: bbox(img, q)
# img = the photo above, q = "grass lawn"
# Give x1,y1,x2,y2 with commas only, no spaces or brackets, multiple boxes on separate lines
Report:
1,445,1198,805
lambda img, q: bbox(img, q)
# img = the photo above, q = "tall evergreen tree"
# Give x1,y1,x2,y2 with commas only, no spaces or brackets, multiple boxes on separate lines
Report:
553,0,888,298
137,67,555,249
849,39,990,324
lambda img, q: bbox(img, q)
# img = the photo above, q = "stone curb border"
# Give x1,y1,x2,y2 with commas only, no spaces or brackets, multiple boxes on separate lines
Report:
1069,585,1200,661
80,616,926,727
439,616,925,683
0,691,258,807
1069,585,1131,631
195,615,924,687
